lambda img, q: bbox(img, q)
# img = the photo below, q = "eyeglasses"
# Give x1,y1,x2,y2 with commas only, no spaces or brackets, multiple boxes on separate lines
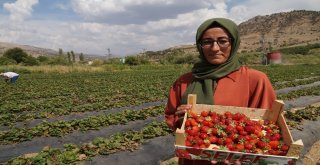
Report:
199,37,231,48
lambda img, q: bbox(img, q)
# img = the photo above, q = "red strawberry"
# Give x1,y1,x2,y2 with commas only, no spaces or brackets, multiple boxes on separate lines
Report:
244,143,253,150
209,135,218,143
257,140,266,149
281,144,289,151
269,140,280,149
201,111,209,117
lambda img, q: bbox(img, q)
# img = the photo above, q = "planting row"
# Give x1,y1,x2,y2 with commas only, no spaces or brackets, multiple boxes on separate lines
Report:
1,65,320,127
0,105,164,145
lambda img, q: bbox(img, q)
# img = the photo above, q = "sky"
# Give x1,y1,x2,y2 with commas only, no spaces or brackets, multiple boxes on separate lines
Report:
0,0,319,57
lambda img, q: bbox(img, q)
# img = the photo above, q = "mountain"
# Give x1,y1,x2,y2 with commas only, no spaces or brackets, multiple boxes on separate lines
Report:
149,10,320,57
0,42,105,60
0,41,58,57
238,10,320,52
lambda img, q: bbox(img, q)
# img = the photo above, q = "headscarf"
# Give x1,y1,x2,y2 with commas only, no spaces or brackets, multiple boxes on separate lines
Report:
181,18,242,105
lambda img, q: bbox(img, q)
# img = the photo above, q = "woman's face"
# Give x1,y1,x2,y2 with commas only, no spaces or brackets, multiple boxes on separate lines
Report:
200,27,232,65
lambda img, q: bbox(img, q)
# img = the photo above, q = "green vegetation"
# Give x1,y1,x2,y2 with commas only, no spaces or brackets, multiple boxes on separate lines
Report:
6,121,172,165
0,43,320,164
0,106,164,144
1,43,319,66
277,43,320,55
285,106,320,128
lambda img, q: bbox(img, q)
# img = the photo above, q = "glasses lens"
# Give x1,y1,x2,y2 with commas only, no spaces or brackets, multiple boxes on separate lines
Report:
200,37,230,48
217,38,230,47
200,40,213,48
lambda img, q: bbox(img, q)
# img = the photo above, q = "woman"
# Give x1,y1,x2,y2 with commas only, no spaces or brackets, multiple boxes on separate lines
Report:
165,18,276,165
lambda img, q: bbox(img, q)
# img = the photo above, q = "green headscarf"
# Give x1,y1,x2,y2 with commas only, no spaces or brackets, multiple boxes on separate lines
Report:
181,18,242,105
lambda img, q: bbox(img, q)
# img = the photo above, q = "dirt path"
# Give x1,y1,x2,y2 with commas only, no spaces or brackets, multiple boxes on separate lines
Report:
302,140,320,165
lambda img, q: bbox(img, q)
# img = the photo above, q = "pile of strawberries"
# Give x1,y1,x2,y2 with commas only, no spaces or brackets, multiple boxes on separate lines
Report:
184,110,290,156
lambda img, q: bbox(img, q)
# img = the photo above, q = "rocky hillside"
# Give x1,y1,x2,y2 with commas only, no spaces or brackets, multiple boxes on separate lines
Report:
238,10,320,52
157,10,320,56
0,41,57,57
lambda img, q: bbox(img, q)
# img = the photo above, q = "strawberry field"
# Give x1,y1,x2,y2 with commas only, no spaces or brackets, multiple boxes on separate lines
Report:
1,64,320,165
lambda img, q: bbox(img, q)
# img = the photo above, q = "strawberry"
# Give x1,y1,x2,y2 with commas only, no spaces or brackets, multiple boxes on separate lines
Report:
199,133,208,139
269,140,280,149
271,133,281,141
200,126,211,134
281,144,289,151
244,143,253,150
257,140,266,149
217,138,224,145
225,137,233,144
235,144,245,151
236,125,244,132
202,120,211,127
201,111,209,117
209,135,218,143
184,110,287,156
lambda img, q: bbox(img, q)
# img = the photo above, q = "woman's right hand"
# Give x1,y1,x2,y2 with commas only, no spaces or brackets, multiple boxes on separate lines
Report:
211,160,241,165
175,104,192,123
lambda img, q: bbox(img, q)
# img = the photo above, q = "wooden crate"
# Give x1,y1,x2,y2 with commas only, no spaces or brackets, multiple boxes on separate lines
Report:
175,94,303,164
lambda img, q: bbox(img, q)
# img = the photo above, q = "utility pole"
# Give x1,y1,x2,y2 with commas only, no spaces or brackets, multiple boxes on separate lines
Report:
260,33,267,65
107,48,111,59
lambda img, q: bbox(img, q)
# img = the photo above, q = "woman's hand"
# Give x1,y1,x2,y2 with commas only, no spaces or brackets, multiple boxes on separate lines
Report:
175,104,192,123
211,160,241,165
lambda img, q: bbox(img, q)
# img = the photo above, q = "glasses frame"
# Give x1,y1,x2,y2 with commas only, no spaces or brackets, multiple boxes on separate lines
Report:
199,37,232,49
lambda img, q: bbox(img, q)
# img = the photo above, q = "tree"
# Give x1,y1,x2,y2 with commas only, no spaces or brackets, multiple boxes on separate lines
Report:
48,55,69,65
71,51,75,62
58,48,63,55
3,47,28,64
67,52,71,63
79,53,84,61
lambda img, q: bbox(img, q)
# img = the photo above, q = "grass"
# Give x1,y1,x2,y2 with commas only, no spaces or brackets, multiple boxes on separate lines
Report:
0,64,192,74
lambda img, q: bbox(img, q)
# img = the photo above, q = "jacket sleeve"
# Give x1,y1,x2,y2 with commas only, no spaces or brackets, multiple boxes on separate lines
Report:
248,70,276,109
165,79,182,131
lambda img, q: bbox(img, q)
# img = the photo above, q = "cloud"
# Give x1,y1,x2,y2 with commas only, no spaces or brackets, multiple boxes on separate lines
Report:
70,0,218,25
3,0,39,22
1,0,319,56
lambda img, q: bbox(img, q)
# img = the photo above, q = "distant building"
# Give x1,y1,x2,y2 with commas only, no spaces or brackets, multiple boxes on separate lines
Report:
120,58,125,63
267,52,282,64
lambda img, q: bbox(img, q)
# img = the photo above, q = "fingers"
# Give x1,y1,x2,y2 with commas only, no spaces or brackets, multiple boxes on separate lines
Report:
175,105,192,116
234,160,241,165
211,160,241,165
211,160,218,164
210,160,227,165
175,105,192,123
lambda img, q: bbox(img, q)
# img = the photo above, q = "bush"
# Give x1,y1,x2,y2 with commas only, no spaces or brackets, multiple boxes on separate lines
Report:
278,43,320,55
172,54,198,64
37,56,50,63
90,59,104,66
0,57,17,65
48,55,69,65
3,47,29,63
125,56,139,65
22,56,40,66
